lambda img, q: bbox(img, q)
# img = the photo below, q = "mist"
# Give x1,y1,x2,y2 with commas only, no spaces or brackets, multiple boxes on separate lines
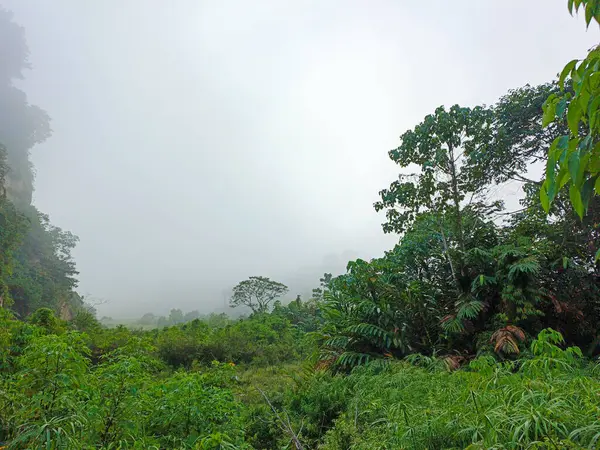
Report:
2,0,598,317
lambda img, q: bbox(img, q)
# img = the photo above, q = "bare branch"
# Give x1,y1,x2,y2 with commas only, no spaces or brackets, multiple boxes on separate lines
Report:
256,386,305,450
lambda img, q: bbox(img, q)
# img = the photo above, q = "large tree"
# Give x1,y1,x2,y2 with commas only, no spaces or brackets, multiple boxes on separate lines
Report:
374,105,498,292
229,276,288,314
476,82,567,185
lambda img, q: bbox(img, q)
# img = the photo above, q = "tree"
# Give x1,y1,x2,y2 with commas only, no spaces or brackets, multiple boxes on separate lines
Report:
511,182,600,351
375,105,496,234
375,105,499,293
311,273,332,302
0,144,28,308
8,209,79,316
229,276,288,314
318,74,600,369
183,310,200,322
168,308,184,325
138,313,156,326
478,82,568,185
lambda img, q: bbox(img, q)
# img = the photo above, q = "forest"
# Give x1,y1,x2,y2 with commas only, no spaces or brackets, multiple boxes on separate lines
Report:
1,1,600,449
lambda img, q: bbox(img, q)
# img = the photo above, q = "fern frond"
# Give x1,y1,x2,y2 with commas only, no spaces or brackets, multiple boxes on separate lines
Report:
470,274,497,292
443,355,466,371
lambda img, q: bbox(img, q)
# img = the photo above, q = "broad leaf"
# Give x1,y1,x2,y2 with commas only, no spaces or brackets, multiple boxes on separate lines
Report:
567,101,583,136
559,59,578,90
569,184,585,219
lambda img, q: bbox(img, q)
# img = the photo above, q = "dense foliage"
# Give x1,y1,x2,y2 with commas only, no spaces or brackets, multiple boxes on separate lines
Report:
542,0,600,221
3,307,600,449
319,2,600,369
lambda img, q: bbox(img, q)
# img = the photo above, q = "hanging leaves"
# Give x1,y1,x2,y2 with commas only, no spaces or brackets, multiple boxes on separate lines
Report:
542,1,600,222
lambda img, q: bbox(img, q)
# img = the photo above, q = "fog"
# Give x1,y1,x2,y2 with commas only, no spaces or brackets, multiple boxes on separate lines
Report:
3,1,598,317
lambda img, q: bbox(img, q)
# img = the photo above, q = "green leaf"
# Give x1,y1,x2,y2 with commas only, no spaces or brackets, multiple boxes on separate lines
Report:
568,150,581,184
563,256,569,269
582,177,596,211
548,176,558,203
579,133,593,151
586,1,594,26
589,96,600,132
570,184,584,219
559,60,578,90
549,135,568,162
555,135,570,164
595,176,600,195
594,177,600,195
590,71,600,90
540,181,550,213
577,152,590,186
595,247,600,261
556,165,571,189
542,94,558,127
578,89,591,115
562,138,579,164
556,97,568,118
567,101,583,136
568,0,574,14
547,138,560,180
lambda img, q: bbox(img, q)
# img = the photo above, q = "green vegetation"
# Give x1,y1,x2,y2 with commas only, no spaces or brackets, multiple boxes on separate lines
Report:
0,305,312,448
0,7,82,318
3,305,600,449
2,1,600,449
542,0,600,221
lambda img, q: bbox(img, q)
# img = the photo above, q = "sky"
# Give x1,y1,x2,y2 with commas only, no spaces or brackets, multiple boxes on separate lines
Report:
2,1,599,317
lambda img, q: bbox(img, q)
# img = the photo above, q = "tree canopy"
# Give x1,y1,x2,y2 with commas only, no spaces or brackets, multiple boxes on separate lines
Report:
229,276,289,314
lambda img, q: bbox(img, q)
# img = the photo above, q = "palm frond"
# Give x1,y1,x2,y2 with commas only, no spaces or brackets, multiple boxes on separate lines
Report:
336,351,373,368
490,325,526,355
345,323,394,348
456,298,486,320
507,256,540,281
441,314,465,333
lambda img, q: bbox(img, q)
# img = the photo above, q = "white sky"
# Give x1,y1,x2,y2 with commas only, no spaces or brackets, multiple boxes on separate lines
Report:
3,1,599,316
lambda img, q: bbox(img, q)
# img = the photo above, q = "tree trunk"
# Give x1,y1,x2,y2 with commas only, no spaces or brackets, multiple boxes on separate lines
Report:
439,220,462,293
447,143,467,286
